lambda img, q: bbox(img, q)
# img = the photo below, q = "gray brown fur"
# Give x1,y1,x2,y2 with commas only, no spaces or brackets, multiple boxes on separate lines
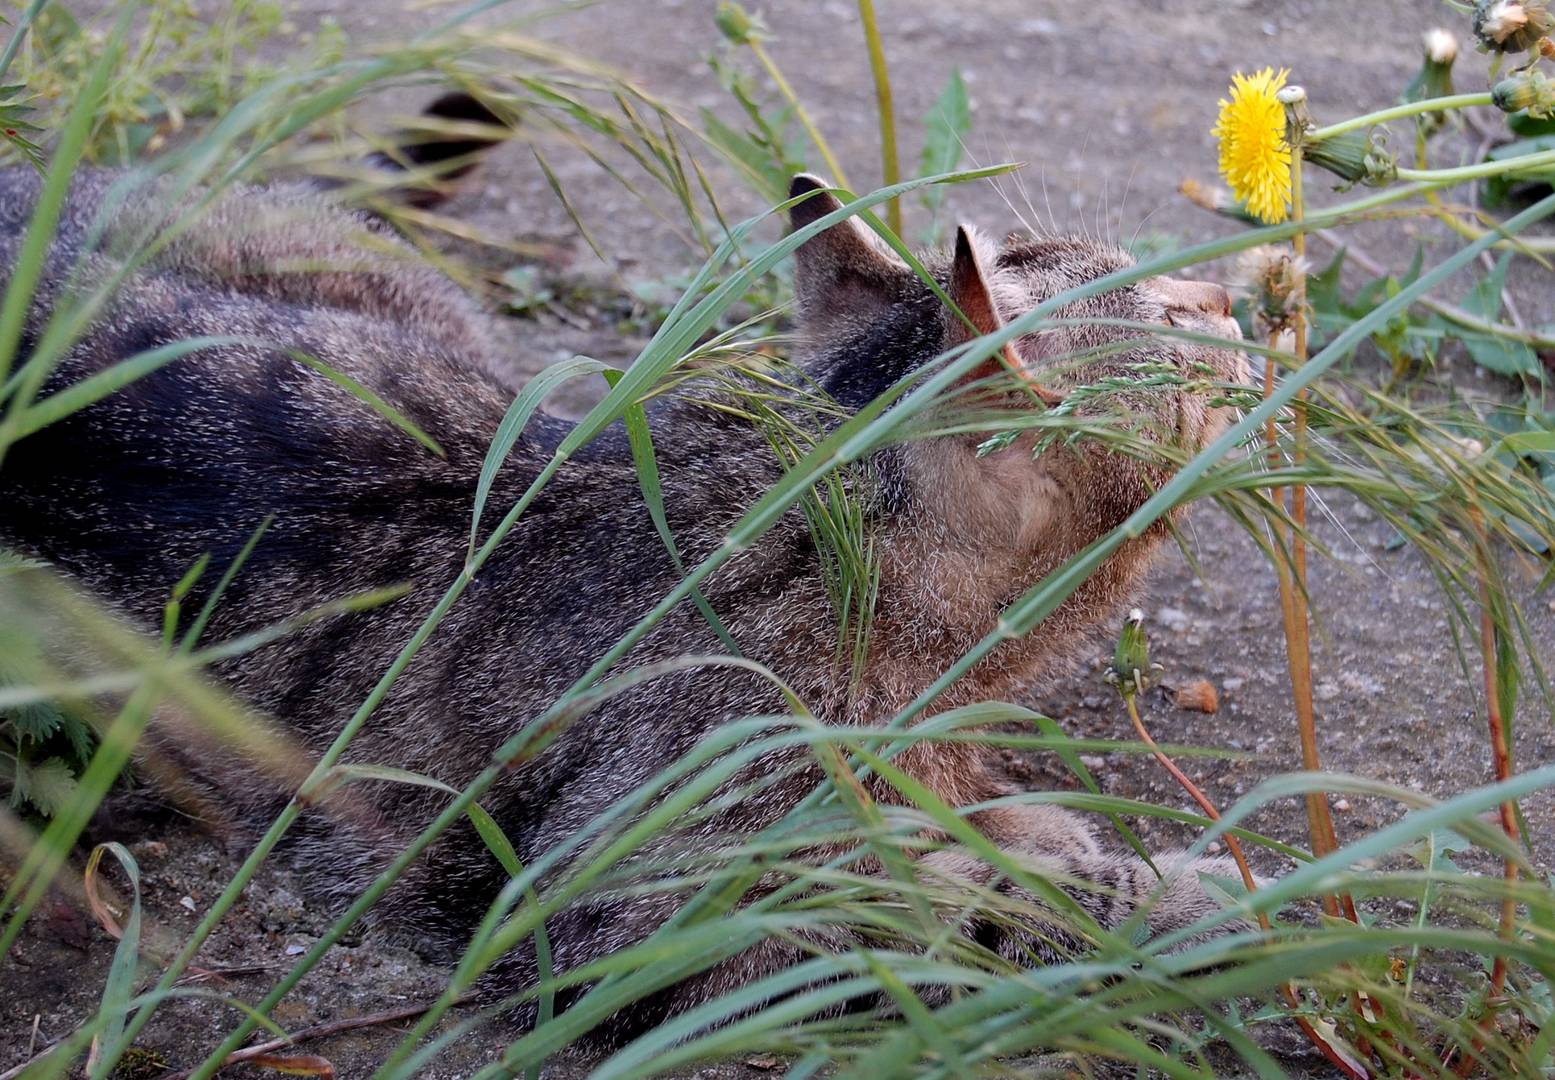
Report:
0,163,1249,1035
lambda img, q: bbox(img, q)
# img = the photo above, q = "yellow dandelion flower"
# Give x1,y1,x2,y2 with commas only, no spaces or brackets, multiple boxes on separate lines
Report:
1213,67,1292,224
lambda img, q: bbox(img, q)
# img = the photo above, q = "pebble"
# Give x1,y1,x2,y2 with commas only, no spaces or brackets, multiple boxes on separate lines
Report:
1156,606,1191,632
1206,841,1223,854
285,943,306,956
130,840,168,860
1172,679,1219,715
1334,798,1352,813
1079,754,1106,770
178,895,196,913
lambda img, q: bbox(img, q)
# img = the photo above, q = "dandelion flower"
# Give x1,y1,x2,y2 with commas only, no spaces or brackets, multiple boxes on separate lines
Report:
1213,68,1292,224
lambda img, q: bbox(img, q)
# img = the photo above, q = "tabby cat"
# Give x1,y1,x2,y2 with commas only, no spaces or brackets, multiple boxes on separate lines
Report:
0,149,1249,1034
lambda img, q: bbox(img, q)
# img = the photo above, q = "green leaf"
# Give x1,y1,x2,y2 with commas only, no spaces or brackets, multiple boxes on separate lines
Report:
1500,429,1555,455
467,355,615,562
286,349,445,459
916,68,970,237
1305,247,1347,347
19,756,78,817
84,842,144,1080
699,107,789,206
4,698,64,742
0,550,46,575
1457,253,1539,376
309,762,524,878
1483,134,1555,208
605,369,742,655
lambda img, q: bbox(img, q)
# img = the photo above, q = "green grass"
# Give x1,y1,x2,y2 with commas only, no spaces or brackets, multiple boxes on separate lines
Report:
1,1,1554,1078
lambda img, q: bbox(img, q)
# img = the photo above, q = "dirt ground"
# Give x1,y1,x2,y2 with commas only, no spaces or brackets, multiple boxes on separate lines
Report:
5,0,1555,1076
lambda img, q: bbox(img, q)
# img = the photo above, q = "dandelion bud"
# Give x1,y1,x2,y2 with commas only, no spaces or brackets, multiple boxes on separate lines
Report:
1424,27,1461,64
1107,609,1157,698
1304,129,1398,187
1474,0,1554,53
1404,29,1460,135
715,1,767,45
1492,70,1555,117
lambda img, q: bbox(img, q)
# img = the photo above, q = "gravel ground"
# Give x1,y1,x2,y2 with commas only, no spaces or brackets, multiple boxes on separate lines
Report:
5,0,1555,1076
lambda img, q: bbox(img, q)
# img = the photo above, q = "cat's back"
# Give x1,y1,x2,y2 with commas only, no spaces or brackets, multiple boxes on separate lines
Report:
0,166,530,610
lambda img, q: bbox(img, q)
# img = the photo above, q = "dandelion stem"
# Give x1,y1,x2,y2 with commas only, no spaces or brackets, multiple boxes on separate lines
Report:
1123,691,1370,1080
1396,147,1555,185
1123,694,1257,896
1449,506,1521,1076
1309,92,1493,141
747,38,850,190
1268,143,1343,889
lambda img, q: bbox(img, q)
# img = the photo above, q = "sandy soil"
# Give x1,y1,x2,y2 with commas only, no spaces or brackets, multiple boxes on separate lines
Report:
5,0,1554,1076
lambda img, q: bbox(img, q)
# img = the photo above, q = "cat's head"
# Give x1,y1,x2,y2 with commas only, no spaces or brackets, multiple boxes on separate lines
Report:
787,173,1248,557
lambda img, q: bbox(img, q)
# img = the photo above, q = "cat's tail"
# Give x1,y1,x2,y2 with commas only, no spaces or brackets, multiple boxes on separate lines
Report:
314,89,513,208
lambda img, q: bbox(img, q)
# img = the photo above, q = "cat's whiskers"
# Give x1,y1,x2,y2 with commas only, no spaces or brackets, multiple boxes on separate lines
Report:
1128,200,1168,255
1242,422,1397,583
971,135,1044,241
1005,153,1053,238
1114,162,1140,249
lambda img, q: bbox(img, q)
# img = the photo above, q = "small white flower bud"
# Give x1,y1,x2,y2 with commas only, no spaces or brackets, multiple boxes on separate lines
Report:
1424,27,1460,63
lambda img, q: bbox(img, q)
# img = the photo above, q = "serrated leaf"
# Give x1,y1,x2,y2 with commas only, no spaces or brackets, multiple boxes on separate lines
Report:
917,68,970,236
700,107,789,206
1457,254,1540,376
0,550,47,575
20,756,78,817
1306,247,1347,336
4,699,64,741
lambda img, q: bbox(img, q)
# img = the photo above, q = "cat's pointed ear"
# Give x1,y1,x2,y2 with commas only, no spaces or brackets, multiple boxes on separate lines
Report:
789,174,905,336
947,225,1007,347
947,224,1063,404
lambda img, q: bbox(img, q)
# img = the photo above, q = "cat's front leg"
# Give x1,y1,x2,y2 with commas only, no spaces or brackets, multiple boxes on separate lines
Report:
918,801,1257,964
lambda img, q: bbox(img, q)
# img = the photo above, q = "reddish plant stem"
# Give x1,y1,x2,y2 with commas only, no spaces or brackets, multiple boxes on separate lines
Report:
1262,346,1342,918
1448,509,1521,1078
1124,693,1370,1080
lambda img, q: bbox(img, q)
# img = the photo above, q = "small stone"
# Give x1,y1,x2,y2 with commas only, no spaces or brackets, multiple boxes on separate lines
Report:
745,1057,781,1071
129,840,168,860
1222,677,1245,692
179,895,197,913
1079,754,1106,770
1206,841,1223,854
1156,606,1191,632
285,943,306,956
1334,798,1352,813
1172,679,1220,714
1315,680,1341,701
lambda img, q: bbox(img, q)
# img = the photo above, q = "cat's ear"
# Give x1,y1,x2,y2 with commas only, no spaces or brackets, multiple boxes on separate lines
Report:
947,225,1063,404
947,225,1006,347
789,174,906,336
